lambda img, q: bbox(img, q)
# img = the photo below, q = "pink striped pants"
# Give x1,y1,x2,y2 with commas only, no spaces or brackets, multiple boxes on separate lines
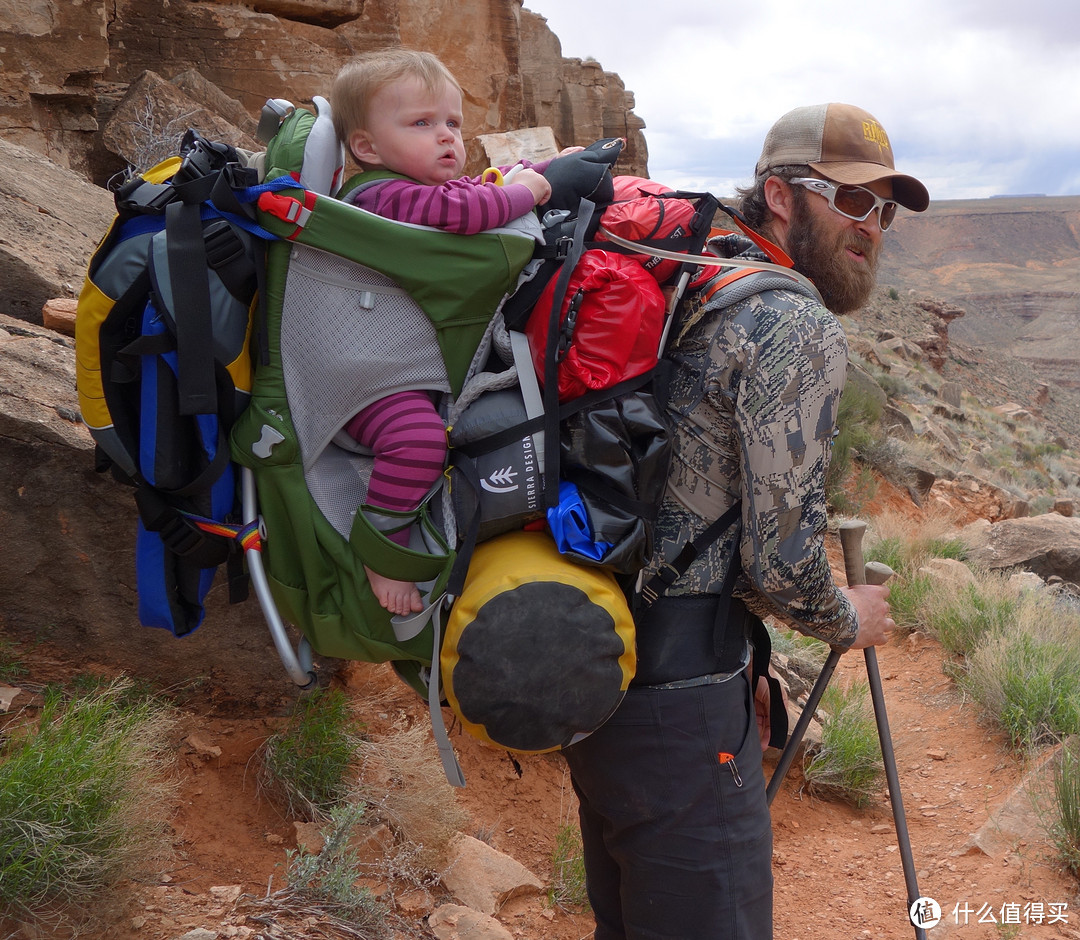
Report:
345,390,447,546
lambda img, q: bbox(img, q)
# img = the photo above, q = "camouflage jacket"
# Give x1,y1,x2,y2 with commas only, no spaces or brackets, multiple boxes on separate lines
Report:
647,232,859,647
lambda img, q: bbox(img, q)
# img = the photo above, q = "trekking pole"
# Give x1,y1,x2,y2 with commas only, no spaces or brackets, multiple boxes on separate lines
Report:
839,520,927,940
766,647,840,806
765,560,892,806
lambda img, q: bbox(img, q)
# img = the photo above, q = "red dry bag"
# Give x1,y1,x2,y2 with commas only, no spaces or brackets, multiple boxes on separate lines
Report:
524,249,665,403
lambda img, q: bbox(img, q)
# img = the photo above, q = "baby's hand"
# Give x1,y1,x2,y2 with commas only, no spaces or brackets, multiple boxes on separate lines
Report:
513,167,552,206
557,146,586,156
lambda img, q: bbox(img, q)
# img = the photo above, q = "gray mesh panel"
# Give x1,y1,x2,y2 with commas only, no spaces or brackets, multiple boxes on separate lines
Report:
304,445,372,538
280,243,450,470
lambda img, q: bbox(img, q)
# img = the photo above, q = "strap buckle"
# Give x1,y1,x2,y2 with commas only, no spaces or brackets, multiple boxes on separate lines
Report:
116,179,178,215
640,562,681,606
203,219,245,269
555,290,583,362
554,235,575,261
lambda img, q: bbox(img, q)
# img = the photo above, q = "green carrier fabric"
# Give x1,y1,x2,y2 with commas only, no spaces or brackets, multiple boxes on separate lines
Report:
229,100,537,714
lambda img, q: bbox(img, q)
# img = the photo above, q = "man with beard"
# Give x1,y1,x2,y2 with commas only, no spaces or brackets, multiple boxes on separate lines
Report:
562,103,930,940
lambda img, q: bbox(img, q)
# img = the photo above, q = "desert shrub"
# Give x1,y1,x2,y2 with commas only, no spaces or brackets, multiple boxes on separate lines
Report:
859,514,969,635
961,597,1080,750
353,725,468,881
864,536,907,574
1030,494,1055,515
883,572,936,634
803,680,883,807
857,435,915,492
1045,740,1080,876
283,802,388,930
873,370,915,401
259,687,362,820
826,382,884,510
921,573,1019,657
0,680,176,928
865,509,967,572
549,822,589,912
1016,438,1063,466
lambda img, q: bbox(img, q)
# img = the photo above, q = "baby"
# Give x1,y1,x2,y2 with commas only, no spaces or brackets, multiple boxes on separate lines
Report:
330,49,575,616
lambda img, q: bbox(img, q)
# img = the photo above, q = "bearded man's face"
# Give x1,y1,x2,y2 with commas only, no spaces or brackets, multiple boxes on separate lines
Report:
785,188,881,314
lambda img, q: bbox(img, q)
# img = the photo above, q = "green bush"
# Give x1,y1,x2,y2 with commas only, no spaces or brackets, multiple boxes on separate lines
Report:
549,823,589,912
964,630,1080,750
0,681,175,925
924,580,1017,657
260,687,362,820
1047,741,1080,876
883,572,935,634
804,681,883,807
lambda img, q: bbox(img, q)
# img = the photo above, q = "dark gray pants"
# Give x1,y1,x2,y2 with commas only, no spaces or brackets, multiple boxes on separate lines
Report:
563,667,773,940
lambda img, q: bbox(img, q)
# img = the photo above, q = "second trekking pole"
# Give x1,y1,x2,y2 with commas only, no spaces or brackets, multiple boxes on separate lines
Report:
838,519,927,940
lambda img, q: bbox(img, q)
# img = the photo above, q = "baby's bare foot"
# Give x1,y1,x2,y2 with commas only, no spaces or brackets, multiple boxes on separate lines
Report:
365,566,424,616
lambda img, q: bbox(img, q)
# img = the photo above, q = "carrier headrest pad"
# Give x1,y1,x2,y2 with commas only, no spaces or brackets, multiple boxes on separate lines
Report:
299,95,346,196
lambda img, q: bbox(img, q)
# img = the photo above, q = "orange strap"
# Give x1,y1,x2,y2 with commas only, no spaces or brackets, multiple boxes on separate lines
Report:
698,267,763,306
709,221,796,269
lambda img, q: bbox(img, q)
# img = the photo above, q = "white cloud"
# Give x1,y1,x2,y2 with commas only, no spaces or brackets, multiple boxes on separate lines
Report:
524,0,1080,199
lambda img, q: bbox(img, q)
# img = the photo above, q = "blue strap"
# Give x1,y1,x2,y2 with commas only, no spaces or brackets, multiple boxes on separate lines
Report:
202,175,311,240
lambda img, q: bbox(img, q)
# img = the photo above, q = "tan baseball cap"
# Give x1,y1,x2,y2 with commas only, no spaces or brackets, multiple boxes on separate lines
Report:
755,102,929,212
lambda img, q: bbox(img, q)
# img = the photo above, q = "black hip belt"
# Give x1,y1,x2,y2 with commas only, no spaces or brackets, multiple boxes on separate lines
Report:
631,594,750,687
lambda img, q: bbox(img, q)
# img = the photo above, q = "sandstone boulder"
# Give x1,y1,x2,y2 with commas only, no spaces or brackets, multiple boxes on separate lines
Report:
963,513,1080,585
429,904,514,940
1,0,648,190
101,70,260,170
0,138,114,322
918,557,977,588
441,833,543,915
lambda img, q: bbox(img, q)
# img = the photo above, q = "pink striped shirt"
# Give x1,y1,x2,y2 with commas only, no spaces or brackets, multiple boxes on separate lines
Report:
350,161,551,235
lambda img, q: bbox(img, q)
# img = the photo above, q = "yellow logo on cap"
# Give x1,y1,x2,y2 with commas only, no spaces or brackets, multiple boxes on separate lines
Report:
863,120,891,156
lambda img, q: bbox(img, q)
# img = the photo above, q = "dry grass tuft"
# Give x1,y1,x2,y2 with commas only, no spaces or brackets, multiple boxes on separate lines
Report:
354,725,468,881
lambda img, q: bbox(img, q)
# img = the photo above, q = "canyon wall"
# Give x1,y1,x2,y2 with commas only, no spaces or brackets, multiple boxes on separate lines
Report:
881,196,1080,390
0,0,647,187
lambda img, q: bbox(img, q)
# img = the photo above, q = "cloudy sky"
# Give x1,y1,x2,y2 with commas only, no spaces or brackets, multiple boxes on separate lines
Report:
523,0,1080,203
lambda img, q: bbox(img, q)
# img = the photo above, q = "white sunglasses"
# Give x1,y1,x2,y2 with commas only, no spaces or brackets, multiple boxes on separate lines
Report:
790,177,899,231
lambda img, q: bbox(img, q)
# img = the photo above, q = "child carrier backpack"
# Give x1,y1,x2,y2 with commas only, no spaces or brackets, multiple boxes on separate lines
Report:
222,111,719,776
75,130,277,638
77,91,817,783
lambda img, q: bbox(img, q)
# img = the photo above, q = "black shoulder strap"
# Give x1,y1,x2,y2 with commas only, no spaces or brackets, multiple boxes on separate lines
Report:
166,197,217,416
538,198,597,509
640,501,741,606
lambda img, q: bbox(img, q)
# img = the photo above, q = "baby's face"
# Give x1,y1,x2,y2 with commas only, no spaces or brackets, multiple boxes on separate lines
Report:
351,76,466,185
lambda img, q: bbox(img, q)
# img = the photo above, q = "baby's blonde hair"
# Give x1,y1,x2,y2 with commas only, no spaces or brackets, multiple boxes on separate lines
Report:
331,48,462,145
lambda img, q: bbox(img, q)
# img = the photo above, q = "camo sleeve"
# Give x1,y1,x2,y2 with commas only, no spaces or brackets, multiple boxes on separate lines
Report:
655,285,859,647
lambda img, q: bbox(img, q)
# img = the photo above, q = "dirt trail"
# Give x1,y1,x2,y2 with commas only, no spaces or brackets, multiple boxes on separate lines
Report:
5,479,1080,940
